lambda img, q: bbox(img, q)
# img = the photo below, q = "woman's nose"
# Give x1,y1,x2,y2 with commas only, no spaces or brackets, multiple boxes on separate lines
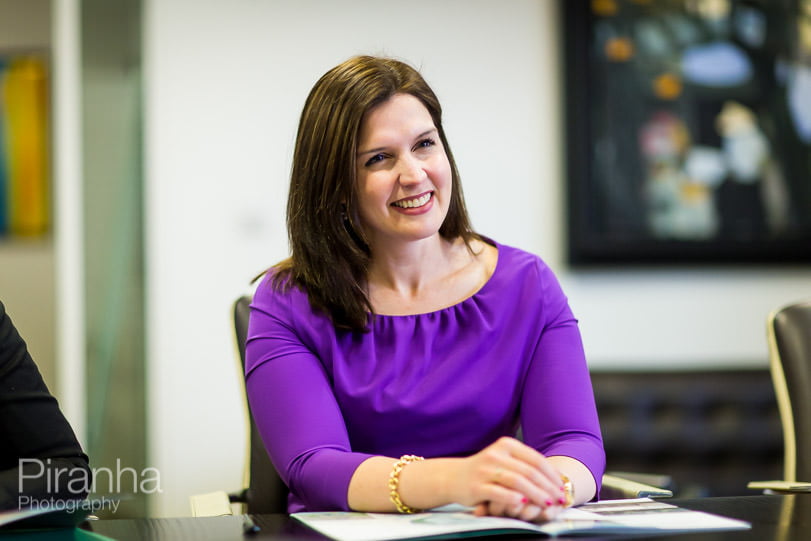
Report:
397,155,427,184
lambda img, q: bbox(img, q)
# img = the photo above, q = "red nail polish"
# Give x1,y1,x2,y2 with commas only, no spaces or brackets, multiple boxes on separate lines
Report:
521,497,529,504
558,497,566,505
545,499,553,507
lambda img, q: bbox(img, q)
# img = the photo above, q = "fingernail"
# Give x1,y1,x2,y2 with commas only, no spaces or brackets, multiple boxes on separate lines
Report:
560,486,566,492
558,497,566,505
545,499,553,507
521,497,529,504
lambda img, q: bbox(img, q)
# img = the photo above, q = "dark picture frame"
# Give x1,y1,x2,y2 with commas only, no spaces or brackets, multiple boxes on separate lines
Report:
563,0,811,265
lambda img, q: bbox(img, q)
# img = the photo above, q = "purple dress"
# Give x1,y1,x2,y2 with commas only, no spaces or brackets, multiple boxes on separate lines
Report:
245,240,605,512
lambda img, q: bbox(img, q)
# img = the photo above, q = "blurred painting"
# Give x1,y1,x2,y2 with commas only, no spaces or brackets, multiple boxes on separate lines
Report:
564,0,811,264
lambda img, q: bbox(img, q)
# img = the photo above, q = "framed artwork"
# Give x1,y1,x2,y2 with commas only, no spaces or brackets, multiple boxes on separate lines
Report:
564,0,811,265
0,53,50,238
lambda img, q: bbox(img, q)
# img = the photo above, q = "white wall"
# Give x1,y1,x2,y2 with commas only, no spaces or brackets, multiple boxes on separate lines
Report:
144,0,811,516
0,0,57,394
0,241,55,387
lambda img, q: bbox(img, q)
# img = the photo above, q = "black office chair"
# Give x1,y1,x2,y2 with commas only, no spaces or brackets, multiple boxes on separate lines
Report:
748,300,811,494
231,294,289,514
189,293,286,517
224,293,670,513
767,301,811,483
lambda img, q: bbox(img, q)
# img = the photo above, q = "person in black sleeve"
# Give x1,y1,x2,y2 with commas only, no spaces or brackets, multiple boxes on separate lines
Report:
0,300,91,510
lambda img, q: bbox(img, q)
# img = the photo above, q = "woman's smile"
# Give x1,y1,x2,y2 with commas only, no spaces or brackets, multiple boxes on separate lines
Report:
391,191,434,213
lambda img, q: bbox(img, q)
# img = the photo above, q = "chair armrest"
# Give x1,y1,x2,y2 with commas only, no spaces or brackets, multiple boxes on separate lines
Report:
747,480,811,493
190,491,234,517
601,472,673,499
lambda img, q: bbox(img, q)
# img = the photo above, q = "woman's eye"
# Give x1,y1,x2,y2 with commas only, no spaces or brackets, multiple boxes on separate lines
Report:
364,153,386,167
415,138,435,150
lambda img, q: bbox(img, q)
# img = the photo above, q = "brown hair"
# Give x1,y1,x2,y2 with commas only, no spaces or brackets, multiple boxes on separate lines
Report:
273,55,476,332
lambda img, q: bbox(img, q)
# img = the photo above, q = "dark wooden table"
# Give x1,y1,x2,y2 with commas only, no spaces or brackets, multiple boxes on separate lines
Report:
81,495,811,540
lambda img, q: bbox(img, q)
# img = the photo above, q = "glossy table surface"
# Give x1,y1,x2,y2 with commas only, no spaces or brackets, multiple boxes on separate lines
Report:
82,495,811,541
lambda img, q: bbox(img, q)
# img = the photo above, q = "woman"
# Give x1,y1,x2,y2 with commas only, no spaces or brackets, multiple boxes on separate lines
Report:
245,55,604,522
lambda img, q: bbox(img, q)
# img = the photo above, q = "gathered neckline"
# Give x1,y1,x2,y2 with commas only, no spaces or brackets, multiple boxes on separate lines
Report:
372,238,501,319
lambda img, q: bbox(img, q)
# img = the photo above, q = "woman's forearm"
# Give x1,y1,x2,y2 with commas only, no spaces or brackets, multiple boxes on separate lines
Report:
346,438,581,514
347,456,461,512
348,454,597,517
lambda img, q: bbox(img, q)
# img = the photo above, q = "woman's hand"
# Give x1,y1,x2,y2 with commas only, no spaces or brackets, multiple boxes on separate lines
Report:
448,437,567,522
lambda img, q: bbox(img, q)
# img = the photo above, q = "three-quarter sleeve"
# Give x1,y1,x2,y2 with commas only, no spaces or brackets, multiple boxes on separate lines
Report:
518,263,606,497
245,281,374,511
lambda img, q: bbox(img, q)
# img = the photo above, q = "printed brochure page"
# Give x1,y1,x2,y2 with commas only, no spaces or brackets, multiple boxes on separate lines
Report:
292,498,751,541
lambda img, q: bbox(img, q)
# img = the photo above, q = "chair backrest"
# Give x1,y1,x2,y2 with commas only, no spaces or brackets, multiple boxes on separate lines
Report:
767,300,811,482
233,294,289,513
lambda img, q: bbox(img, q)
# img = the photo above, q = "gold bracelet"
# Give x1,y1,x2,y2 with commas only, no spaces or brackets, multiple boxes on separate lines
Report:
388,455,424,513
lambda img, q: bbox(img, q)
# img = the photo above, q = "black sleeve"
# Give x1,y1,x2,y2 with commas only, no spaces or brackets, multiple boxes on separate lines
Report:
0,301,91,510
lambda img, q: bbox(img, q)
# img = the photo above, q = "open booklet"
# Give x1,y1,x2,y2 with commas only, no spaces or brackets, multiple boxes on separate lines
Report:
292,498,750,540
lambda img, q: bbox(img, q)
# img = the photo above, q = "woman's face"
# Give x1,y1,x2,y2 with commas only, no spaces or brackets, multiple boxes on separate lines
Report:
354,93,452,248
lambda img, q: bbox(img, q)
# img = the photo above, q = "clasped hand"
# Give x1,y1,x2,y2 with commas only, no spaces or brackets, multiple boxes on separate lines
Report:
452,437,568,523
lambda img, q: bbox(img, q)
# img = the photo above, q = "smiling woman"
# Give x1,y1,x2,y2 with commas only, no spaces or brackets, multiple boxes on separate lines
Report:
244,55,605,524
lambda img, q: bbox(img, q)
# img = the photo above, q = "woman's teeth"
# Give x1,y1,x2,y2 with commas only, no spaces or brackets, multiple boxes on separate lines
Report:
393,193,432,208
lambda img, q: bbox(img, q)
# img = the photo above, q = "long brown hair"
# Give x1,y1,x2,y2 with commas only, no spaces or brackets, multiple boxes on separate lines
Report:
273,55,476,332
